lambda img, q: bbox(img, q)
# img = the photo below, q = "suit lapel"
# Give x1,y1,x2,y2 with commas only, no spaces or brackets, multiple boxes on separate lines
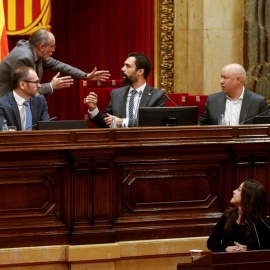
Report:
139,84,152,107
239,89,251,124
9,93,22,130
37,59,43,79
217,93,226,118
30,97,37,126
119,86,129,117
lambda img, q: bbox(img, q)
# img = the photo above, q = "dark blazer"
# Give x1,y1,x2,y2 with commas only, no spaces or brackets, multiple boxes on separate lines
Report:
91,84,167,128
0,40,84,96
198,89,269,125
207,213,270,252
0,92,50,130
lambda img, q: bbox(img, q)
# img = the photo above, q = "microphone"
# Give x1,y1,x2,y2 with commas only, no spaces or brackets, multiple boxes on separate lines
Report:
164,93,179,107
243,108,270,124
247,218,261,249
26,116,58,130
47,116,58,121
261,218,270,229
132,90,143,127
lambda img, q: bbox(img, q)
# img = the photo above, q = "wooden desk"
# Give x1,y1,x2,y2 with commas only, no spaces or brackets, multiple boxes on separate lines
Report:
1,125,270,248
178,250,270,270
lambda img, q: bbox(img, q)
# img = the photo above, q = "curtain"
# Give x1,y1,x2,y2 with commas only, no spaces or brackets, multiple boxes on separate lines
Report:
8,0,155,120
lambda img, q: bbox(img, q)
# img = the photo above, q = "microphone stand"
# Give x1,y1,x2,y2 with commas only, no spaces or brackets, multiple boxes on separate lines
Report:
247,218,261,249
26,116,58,130
164,93,179,107
243,108,270,124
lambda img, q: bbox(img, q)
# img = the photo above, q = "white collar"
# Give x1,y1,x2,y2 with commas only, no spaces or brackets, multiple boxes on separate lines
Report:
13,90,29,106
129,83,146,94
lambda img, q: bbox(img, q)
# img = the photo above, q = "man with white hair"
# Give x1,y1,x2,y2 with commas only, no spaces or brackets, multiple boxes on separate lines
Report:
198,63,269,125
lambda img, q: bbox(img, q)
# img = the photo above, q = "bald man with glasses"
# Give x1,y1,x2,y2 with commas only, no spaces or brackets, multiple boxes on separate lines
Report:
0,66,50,131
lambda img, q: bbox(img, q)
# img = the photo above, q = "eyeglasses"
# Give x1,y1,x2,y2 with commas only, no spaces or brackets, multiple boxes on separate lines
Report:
24,80,40,86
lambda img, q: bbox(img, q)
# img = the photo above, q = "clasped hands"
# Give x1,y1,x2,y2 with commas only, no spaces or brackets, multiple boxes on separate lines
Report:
225,241,247,252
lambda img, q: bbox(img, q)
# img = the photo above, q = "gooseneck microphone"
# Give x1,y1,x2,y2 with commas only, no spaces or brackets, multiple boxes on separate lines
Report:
47,116,58,121
132,91,143,127
261,218,270,229
247,218,261,249
243,108,270,124
26,116,58,130
164,93,179,107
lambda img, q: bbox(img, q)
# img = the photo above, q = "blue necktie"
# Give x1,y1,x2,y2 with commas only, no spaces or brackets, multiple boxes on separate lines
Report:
23,100,32,130
129,90,137,119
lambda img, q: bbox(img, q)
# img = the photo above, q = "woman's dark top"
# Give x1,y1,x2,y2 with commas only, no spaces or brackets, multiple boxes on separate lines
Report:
207,213,270,252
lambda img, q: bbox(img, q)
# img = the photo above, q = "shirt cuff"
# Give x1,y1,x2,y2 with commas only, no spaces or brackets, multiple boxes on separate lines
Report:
49,83,53,94
122,118,129,128
88,107,99,119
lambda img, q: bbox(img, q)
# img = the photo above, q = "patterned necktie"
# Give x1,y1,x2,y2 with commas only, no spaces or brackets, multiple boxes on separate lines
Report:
129,90,137,119
23,100,32,130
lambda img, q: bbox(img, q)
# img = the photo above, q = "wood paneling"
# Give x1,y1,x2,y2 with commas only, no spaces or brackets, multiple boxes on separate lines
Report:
0,125,270,247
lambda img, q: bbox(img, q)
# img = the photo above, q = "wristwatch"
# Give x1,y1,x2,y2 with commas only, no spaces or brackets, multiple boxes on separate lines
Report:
83,73,88,80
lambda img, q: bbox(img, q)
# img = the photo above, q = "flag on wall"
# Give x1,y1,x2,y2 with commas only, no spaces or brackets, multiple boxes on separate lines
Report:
0,0,9,61
3,0,51,36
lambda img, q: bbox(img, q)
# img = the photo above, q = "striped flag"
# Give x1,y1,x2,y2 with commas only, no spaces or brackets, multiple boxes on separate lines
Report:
3,0,51,36
0,0,9,61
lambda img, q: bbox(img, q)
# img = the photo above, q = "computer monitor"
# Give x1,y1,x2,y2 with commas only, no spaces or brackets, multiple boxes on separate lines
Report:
138,107,198,127
38,120,88,130
253,116,270,124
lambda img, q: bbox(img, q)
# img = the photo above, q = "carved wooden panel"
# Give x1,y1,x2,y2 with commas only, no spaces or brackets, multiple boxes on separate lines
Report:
0,127,269,247
0,151,70,248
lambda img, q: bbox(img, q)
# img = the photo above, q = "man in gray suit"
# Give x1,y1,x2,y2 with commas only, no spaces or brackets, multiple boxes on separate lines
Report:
0,66,50,131
0,28,110,96
86,52,167,128
198,63,269,125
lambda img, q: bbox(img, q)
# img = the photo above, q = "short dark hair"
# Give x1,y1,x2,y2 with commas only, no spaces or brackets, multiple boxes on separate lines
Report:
12,66,36,89
128,52,152,79
29,28,52,48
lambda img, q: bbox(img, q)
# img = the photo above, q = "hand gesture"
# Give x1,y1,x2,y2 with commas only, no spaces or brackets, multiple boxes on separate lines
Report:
85,92,98,111
51,72,74,89
87,67,111,81
104,113,123,127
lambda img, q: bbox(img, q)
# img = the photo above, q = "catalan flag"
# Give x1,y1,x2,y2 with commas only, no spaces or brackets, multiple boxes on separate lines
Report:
0,0,9,61
3,0,51,36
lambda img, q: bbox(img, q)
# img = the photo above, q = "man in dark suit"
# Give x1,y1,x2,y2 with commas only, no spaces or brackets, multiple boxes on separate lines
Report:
0,28,110,96
86,52,167,128
198,63,269,125
0,66,50,131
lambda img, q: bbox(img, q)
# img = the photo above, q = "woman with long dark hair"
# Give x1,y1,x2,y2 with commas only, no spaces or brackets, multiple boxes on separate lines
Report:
207,179,270,252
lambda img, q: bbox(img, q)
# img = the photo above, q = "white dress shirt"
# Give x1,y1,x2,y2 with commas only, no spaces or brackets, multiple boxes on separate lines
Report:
13,90,28,130
89,83,146,128
224,87,245,125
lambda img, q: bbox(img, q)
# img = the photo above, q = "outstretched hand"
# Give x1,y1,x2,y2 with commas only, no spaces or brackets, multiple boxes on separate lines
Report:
51,72,74,89
87,67,111,81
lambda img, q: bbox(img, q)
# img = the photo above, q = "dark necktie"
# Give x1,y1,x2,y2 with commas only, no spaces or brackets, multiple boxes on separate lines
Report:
23,100,32,130
129,90,137,119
